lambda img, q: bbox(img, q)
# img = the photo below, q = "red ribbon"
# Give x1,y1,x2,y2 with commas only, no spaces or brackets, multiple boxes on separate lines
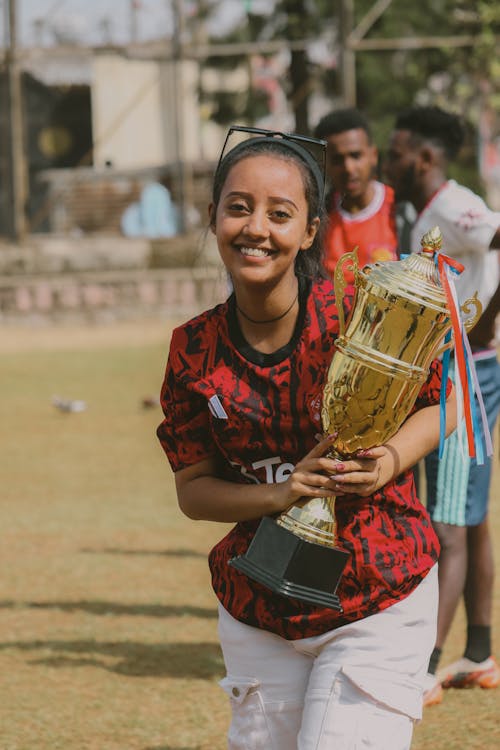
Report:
437,253,475,457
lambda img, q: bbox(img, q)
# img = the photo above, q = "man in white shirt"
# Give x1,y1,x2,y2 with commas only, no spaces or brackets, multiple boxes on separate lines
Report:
385,105,500,707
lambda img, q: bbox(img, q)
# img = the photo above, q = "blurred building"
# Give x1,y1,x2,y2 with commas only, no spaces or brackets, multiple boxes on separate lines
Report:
0,39,260,237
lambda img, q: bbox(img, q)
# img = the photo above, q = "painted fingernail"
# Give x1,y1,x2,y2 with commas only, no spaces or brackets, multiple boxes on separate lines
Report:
334,462,345,472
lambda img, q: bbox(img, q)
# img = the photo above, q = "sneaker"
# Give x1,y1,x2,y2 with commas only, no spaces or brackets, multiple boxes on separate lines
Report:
422,673,443,707
438,656,500,690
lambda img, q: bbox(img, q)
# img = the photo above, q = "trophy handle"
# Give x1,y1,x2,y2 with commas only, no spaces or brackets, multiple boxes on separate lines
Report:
334,248,359,337
436,292,483,355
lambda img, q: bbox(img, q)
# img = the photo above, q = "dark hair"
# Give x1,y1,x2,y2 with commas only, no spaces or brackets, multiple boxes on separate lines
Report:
394,106,465,160
211,136,327,279
314,108,372,142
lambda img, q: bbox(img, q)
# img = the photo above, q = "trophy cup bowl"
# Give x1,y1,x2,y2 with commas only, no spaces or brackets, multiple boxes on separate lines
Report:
230,227,481,610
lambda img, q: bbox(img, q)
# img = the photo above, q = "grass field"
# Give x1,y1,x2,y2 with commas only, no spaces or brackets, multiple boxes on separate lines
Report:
1,319,499,750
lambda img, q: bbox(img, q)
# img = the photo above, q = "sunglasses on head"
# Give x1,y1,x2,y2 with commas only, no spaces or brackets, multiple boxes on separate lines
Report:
217,125,327,204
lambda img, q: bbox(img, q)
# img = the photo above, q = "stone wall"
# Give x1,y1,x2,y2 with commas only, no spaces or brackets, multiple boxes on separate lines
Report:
0,231,227,325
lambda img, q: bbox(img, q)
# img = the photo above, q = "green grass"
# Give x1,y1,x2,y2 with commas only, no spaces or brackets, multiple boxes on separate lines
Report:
1,321,499,749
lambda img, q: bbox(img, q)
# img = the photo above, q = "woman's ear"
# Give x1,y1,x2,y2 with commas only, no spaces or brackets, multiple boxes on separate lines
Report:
300,216,320,250
208,203,216,233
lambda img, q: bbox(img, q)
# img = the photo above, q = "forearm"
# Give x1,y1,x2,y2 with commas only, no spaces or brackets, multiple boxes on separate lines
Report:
175,464,289,523
477,280,500,328
379,392,456,486
174,434,380,522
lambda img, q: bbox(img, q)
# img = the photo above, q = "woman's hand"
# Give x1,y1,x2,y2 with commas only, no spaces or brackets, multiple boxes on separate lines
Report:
175,395,453,522
328,444,388,497
276,435,387,509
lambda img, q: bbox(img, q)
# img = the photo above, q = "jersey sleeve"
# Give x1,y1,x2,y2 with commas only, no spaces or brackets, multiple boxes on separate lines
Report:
412,358,451,413
156,328,214,473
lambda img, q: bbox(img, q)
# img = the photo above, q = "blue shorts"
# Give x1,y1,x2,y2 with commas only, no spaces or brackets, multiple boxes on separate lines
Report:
425,352,500,527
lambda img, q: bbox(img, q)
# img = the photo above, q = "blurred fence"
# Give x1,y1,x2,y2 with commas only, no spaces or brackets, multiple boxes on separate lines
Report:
32,161,215,236
0,229,226,324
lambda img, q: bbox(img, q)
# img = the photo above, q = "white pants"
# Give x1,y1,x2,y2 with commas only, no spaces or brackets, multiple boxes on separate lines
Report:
218,565,438,750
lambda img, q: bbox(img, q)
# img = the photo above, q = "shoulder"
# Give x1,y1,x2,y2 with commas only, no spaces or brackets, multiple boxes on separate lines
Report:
172,301,228,338
168,300,230,370
445,179,480,199
437,180,490,213
418,180,500,248
309,277,335,305
306,276,351,325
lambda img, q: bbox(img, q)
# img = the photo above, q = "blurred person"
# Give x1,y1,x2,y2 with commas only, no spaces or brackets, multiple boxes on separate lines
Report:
385,105,500,707
314,108,399,278
157,125,457,749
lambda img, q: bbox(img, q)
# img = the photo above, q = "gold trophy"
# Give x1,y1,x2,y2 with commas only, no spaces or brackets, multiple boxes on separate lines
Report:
230,227,481,610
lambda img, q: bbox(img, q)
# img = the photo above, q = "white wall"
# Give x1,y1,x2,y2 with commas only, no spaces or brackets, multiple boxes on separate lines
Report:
91,53,202,168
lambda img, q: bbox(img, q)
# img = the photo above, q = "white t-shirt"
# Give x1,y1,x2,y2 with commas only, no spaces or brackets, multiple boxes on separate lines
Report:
411,180,500,309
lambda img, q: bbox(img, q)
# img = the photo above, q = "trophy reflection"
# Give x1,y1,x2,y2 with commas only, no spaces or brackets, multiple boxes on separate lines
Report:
230,227,481,610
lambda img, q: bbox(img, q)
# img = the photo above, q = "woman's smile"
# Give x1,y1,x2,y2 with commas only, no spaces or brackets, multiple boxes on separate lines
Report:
238,246,274,258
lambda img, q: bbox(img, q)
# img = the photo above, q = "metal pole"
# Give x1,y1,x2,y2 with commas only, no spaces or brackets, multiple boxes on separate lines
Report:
349,0,394,45
339,0,356,107
171,0,187,233
130,0,139,42
3,0,10,50
6,0,28,240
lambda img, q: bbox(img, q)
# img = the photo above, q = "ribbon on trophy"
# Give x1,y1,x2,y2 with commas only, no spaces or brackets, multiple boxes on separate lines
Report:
435,251,493,464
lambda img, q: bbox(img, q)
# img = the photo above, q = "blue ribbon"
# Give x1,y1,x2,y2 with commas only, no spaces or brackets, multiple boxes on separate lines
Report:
439,331,451,459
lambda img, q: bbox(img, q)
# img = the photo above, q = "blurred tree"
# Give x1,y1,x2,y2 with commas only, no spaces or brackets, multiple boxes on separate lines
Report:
192,0,330,133
352,0,500,191
189,0,499,186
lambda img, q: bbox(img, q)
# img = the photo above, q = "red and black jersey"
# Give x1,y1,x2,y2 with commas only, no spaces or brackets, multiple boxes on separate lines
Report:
157,276,444,640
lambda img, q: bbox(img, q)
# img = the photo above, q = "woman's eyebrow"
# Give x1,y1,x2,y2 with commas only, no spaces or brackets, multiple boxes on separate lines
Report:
269,197,299,210
224,191,298,210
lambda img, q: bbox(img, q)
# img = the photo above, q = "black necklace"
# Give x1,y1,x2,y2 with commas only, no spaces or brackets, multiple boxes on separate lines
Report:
236,292,298,325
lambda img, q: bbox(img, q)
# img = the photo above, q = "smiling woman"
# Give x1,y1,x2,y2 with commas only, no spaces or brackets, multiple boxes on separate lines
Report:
155,125,456,750
209,152,318,332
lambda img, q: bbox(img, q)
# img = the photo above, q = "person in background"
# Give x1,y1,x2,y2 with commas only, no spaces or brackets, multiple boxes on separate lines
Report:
314,107,399,278
315,107,421,495
157,126,456,749
385,104,500,707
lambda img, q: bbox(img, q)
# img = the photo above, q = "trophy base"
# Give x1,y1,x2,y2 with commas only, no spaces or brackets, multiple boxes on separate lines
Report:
229,516,349,611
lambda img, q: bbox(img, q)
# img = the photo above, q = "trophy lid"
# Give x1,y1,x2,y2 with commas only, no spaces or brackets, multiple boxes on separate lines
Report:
359,226,448,312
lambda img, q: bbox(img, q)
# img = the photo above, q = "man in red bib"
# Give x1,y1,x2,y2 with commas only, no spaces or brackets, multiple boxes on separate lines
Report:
314,108,399,278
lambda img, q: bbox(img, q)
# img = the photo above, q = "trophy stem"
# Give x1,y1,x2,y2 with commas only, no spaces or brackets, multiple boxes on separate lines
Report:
229,454,348,611
276,495,338,547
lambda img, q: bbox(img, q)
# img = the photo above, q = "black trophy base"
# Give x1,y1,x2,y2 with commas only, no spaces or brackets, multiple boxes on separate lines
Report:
229,516,349,611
